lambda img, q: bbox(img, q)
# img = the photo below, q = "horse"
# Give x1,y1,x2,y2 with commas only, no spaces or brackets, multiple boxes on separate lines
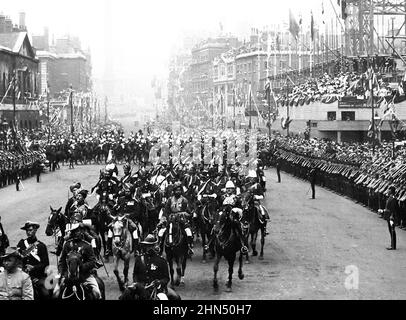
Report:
118,282,169,300
91,191,114,260
45,206,68,249
241,191,267,260
59,250,105,300
110,215,133,291
196,195,218,263
164,213,189,287
212,206,245,292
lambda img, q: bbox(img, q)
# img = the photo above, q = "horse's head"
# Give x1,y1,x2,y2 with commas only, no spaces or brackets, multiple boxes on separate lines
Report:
66,250,83,281
119,282,148,300
46,206,63,236
110,215,128,245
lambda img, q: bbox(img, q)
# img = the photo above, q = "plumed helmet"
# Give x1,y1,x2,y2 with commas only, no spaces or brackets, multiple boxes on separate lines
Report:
225,180,235,189
123,163,131,172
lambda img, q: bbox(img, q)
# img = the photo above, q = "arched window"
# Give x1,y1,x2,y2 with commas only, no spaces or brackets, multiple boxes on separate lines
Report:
20,120,23,128
29,120,32,130
24,120,28,128
35,120,38,128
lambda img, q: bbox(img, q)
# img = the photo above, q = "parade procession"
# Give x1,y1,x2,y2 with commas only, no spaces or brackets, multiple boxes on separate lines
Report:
2,0,406,305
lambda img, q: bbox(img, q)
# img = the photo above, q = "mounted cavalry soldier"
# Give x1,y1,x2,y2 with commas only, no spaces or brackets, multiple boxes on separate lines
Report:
16,221,49,299
65,182,82,220
54,223,101,300
244,170,270,234
132,234,180,300
213,180,248,254
157,182,194,257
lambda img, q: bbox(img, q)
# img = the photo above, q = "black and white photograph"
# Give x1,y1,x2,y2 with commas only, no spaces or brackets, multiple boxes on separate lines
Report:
0,0,406,307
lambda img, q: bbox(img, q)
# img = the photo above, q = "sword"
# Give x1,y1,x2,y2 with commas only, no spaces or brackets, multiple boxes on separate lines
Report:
97,251,109,277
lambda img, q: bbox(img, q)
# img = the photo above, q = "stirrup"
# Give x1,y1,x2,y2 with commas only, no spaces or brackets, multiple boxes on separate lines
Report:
240,246,248,254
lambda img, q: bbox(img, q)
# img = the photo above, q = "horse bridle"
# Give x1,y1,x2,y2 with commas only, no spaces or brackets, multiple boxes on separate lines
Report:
112,218,129,250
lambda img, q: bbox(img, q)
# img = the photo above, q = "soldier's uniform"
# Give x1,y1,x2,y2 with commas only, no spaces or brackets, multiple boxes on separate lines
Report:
56,228,100,299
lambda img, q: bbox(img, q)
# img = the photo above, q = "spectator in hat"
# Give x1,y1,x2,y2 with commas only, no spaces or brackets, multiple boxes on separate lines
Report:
0,248,34,300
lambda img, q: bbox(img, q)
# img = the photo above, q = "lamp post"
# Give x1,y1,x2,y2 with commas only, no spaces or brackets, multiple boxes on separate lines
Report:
265,77,271,138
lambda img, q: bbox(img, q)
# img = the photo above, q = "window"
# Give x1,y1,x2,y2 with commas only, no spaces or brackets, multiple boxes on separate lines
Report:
327,112,336,121
311,122,318,128
264,61,268,69
341,111,355,121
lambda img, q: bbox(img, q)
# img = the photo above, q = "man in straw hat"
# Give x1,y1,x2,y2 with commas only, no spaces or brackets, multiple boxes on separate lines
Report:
0,247,34,300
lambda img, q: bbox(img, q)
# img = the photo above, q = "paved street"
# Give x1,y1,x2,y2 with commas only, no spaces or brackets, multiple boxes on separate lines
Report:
1,164,406,299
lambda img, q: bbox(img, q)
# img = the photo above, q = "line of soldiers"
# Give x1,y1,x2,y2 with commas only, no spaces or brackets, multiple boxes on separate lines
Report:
0,150,46,189
259,134,406,230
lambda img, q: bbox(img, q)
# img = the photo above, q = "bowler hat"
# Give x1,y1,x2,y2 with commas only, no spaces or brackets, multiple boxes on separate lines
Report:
21,221,40,231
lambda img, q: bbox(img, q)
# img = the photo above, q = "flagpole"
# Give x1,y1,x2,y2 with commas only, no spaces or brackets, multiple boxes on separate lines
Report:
371,70,375,155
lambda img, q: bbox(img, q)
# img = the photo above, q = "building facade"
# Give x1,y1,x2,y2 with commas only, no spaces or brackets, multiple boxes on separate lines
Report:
0,32,40,130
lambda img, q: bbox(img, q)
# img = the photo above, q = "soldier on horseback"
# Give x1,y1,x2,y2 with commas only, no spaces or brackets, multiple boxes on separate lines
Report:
54,223,101,299
16,221,50,299
132,234,180,300
157,182,194,257
214,181,248,254
65,182,82,221
244,170,270,234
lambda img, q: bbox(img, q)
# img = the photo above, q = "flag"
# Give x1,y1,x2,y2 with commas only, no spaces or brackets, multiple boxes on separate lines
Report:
322,1,325,24
289,9,300,40
341,0,348,19
310,11,315,41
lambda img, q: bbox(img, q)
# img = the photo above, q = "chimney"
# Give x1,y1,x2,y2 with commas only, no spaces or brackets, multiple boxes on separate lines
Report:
4,16,12,33
19,12,26,30
44,26,49,50
0,15,5,33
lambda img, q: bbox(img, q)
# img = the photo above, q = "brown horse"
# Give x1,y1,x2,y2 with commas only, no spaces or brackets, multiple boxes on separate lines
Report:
164,213,189,287
110,215,133,291
59,251,105,300
212,207,245,292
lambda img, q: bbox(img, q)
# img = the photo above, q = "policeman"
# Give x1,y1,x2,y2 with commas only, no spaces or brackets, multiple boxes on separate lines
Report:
16,221,49,300
380,186,398,250
54,224,101,299
132,234,180,300
0,248,34,300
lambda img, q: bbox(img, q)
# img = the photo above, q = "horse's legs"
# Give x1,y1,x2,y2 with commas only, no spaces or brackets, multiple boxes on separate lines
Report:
113,256,124,291
181,255,187,285
100,231,107,258
123,256,130,285
167,252,175,286
175,256,181,286
259,228,265,260
201,228,207,263
213,252,221,290
251,233,258,256
238,252,245,280
226,253,235,292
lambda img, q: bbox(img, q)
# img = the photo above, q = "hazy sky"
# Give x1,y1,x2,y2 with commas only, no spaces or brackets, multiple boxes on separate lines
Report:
3,0,337,101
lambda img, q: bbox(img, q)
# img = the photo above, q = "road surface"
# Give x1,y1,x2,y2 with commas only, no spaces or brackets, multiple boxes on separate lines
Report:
1,164,405,299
